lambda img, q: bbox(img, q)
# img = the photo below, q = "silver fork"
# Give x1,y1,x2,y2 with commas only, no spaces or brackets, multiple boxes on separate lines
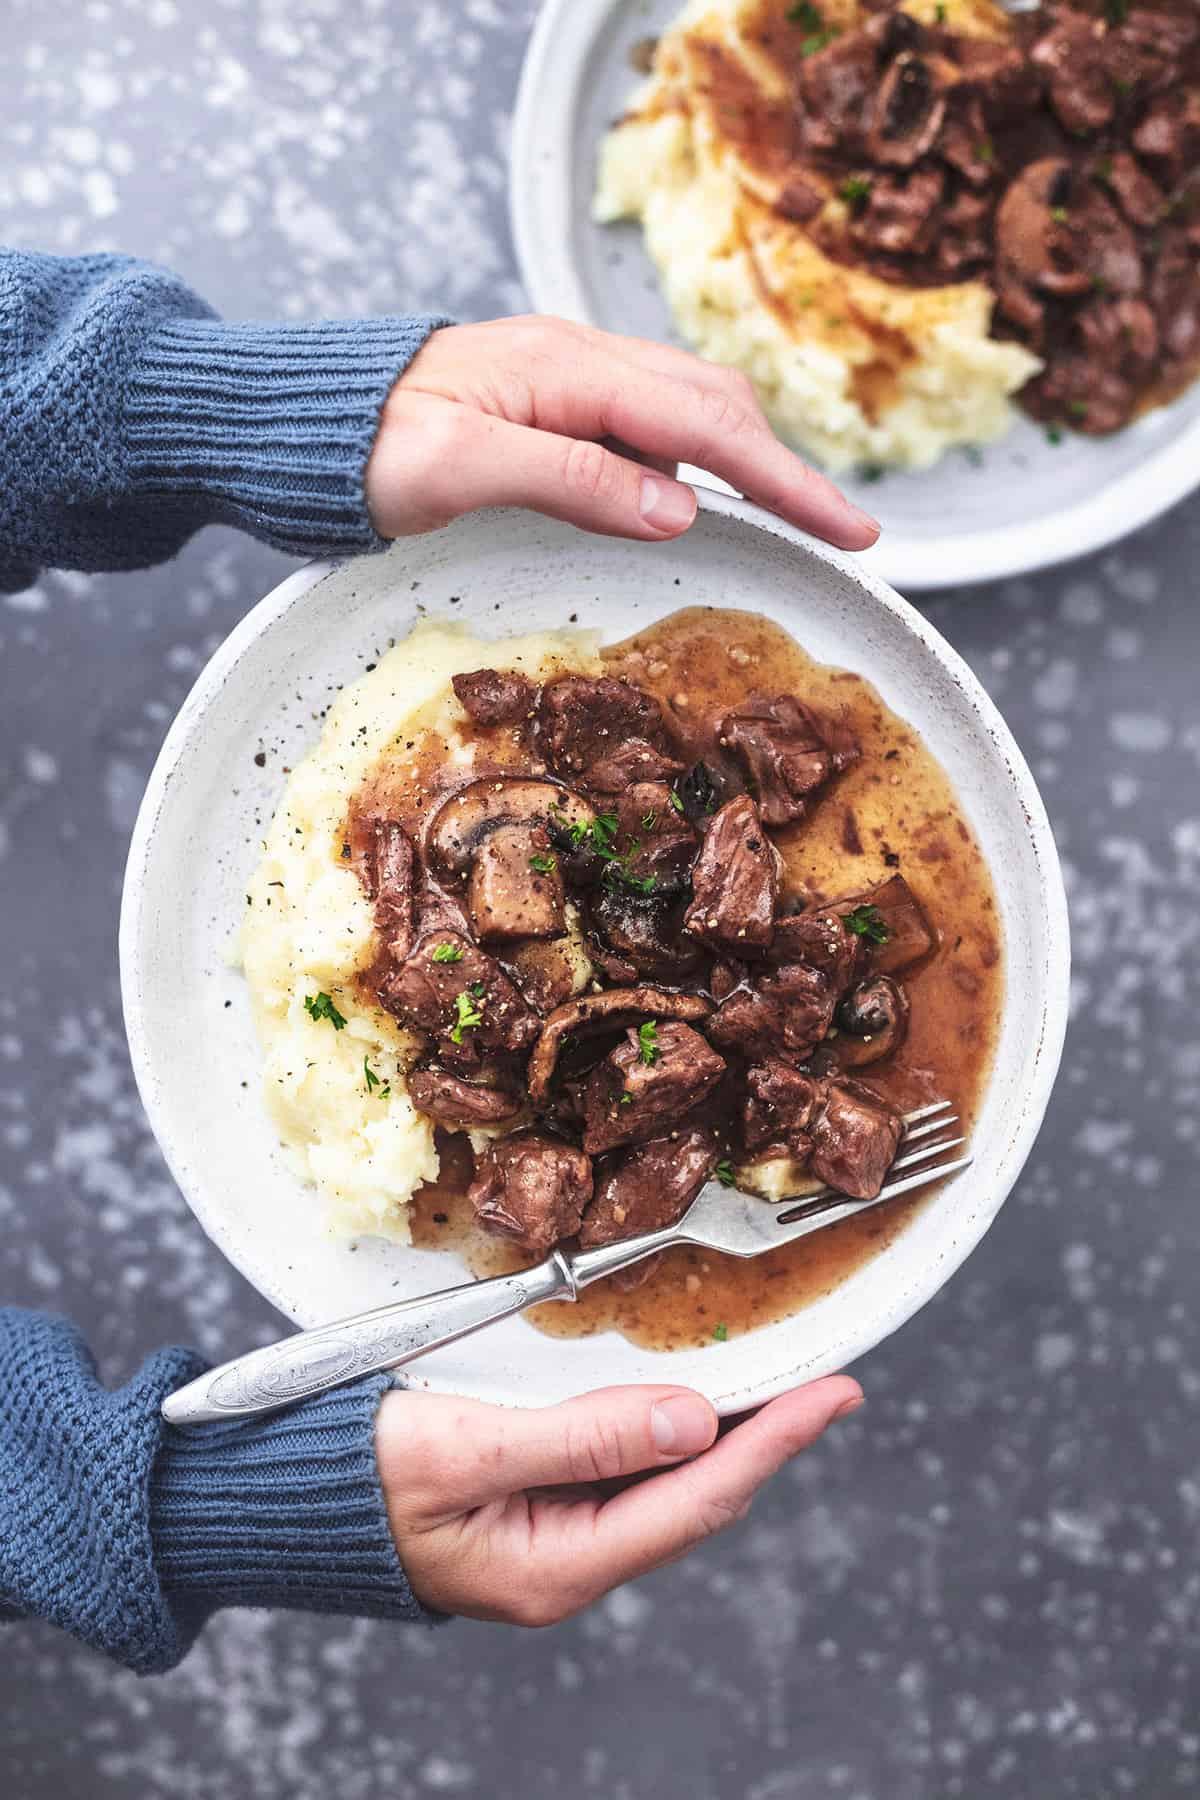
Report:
162,1101,967,1426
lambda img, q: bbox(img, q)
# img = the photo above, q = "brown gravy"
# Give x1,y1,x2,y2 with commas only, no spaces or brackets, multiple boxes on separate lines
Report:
369,607,1004,1354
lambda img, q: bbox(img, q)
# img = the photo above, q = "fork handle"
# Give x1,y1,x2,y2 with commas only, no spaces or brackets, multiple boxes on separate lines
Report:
162,1252,577,1426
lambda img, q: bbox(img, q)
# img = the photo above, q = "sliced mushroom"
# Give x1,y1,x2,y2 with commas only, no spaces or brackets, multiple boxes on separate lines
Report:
868,52,950,168
834,976,909,1067
527,986,713,1106
996,160,1142,301
468,822,566,945
426,778,595,879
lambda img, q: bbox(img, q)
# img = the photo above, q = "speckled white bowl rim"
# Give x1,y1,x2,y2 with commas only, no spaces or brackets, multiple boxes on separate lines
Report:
120,493,1070,1414
509,0,1200,592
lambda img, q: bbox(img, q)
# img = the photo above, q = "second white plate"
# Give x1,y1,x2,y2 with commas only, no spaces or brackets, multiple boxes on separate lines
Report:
510,0,1200,592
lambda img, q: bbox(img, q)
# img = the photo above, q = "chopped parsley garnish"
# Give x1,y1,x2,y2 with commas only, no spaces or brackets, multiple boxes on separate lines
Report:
640,810,657,832
840,175,873,205
591,810,620,853
935,1,946,21
845,904,890,945
363,1056,390,1099
604,861,658,897
1104,0,1128,22
304,991,347,1030
1067,399,1089,420
715,1159,736,1188
638,1019,659,1066
431,941,464,964
976,138,995,164
786,0,822,26
712,1322,729,1343
668,789,685,814
468,980,486,998
619,1091,633,1107
801,27,837,54
1045,425,1064,446
1050,206,1069,225
529,851,558,874
857,462,885,485
450,990,484,1044
1091,274,1109,295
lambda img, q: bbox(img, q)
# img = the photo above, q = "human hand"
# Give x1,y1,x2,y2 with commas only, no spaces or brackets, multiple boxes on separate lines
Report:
376,1375,863,1625
365,317,879,552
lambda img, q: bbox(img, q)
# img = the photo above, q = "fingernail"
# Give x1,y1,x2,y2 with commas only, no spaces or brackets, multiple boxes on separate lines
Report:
833,1393,866,1421
850,506,880,540
640,475,697,534
652,1394,714,1456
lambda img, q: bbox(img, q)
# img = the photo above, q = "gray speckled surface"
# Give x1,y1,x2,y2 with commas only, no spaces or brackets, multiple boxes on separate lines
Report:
2,3,1199,1796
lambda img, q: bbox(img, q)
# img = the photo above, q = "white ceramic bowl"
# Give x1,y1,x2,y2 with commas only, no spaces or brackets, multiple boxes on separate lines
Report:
509,0,1200,592
120,496,1069,1413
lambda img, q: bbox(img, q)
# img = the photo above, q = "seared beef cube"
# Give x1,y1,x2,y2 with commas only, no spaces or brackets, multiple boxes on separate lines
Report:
707,964,836,1063
613,782,698,889
709,957,749,1003
380,931,539,1064
468,823,565,945
742,1062,821,1157
795,29,876,156
720,694,858,827
835,874,935,974
1029,15,1115,137
467,1132,593,1254
582,1020,726,1155
769,908,866,993
809,1081,903,1201
539,675,670,779
580,1124,719,1248
1101,151,1165,230
367,818,416,961
588,884,703,982
850,165,944,257
451,668,537,728
684,795,779,954
408,1067,523,1129
584,741,684,794
955,37,1043,123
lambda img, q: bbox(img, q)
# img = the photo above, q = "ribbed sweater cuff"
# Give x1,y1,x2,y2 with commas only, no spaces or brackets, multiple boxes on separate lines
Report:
123,313,450,558
150,1376,435,1626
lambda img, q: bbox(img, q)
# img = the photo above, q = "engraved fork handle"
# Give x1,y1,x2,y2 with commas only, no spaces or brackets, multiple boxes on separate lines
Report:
161,1232,671,1427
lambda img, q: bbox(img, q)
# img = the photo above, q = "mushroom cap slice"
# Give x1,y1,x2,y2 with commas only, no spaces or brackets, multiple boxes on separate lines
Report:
426,778,595,878
834,976,909,1068
527,986,713,1107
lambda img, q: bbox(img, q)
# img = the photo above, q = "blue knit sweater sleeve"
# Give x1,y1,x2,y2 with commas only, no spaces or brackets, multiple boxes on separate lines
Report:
0,247,448,591
0,1309,433,1673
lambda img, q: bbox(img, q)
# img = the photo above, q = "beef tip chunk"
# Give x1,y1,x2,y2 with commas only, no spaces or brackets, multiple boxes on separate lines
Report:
683,795,779,955
707,964,836,1063
1100,152,1165,230
834,874,936,975
710,956,749,1003
720,694,859,828
742,1062,821,1157
774,169,825,224
809,1081,903,1201
1029,15,1115,137
379,931,539,1064
851,165,945,257
795,28,877,157
931,185,994,280
407,1067,523,1129
538,675,670,780
451,668,537,728
768,907,866,993
582,1020,726,1155
366,819,415,961
468,822,565,946
954,37,1043,123
583,740,684,794
580,1124,719,1248
1077,297,1159,373
467,1132,593,1254
996,160,1141,301
1133,91,1200,186
1150,226,1200,378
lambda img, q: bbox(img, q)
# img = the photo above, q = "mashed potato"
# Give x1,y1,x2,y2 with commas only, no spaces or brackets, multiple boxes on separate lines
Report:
239,620,600,1241
595,0,1041,472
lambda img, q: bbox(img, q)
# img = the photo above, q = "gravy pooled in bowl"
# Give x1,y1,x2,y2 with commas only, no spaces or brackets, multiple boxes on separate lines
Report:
291,607,1002,1352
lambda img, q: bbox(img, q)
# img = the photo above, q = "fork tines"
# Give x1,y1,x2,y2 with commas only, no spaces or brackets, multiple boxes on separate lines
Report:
774,1097,967,1217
